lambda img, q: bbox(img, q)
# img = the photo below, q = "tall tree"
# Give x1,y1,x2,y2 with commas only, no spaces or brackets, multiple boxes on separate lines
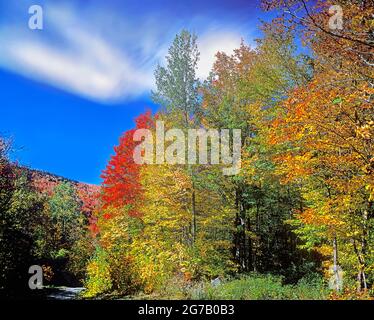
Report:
264,0,374,292
49,182,81,247
153,30,201,126
153,30,202,244
0,138,45,295
101,111,154,217
201,24,313,277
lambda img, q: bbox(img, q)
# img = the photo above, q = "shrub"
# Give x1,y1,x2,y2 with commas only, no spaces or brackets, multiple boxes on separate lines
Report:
84,248,112,298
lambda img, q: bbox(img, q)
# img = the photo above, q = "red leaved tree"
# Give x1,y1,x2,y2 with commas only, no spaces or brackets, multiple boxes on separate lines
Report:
101,110,154,218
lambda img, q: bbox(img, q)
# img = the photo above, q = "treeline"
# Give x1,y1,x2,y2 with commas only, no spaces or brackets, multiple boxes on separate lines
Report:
0,0,372,300
83,0,373,298
0,139,98,298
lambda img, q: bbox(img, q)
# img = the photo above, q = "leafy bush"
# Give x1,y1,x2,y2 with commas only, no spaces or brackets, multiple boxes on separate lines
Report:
84,248,112,298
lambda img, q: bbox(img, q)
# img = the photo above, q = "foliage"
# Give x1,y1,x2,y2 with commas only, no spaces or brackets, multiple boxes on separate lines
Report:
84,248,112,298
0,169,44,294
2,0,373,300
264,0,374,293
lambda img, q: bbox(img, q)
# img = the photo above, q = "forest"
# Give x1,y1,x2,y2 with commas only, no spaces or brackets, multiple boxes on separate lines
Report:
0,0,373,300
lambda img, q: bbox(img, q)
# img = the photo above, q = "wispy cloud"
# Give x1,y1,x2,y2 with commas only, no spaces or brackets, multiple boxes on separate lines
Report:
0,2,253,103
0,5,157,102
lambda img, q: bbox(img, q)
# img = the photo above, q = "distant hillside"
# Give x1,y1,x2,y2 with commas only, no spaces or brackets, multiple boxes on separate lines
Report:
20,165,98,190
22,166,80,184
17,165,101,214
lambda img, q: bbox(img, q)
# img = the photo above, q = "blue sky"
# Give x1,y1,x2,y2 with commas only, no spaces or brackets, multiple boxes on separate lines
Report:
0,0,272,184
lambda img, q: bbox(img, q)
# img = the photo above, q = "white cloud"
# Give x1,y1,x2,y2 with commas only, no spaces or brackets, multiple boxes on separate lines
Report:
197,30,244,79
0,5,157,103
0,4,251,103
10,30,155,101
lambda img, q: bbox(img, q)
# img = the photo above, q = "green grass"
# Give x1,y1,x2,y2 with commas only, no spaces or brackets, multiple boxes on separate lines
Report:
85,273,329,300
159,273,328,300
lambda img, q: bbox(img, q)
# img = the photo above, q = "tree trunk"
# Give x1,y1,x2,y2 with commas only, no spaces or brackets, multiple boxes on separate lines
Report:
332,237,342,292
233,187,247,271
191,181,197,245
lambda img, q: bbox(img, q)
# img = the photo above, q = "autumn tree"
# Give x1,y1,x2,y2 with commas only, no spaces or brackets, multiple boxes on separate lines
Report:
101,111,154,217
0,138,45,296
152,30,202,126
264,0,374,293
153,30,202,244
201,23,315,278
85,111,154,296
